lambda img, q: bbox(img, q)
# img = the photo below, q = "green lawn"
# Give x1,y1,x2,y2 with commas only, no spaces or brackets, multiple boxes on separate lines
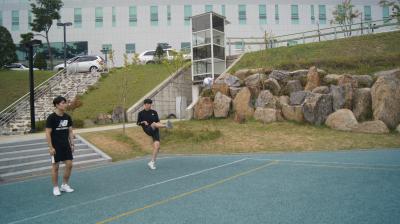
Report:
230,31,400,75
80,119,400,161
0,70,54,111
70,64,172,121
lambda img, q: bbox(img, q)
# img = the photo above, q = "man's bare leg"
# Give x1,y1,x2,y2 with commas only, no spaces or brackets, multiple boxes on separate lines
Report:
152,141,160,162
63,160,73,185
52,163,60,187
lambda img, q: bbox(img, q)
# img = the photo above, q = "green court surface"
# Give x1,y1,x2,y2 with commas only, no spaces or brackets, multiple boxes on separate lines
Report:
1,149,400,224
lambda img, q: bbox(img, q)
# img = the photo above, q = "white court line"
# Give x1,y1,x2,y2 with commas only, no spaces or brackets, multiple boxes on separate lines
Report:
6,157,249,224
248,158,400,168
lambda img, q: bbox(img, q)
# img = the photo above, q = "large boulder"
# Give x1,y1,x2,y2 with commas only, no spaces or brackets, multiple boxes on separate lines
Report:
282,105,304,122
283,80,303,95
233,87,254,120
229,87,242,99
338,74,358,88
289,91,312,105
254,108,278,124
269,70,291,86
351,120,390,134
312,86,330,94
263,78,281,96
331,84,353,111
352,75,373,88
112,106,125,123
302,93,333,125
96,113,112,125
289,70,308,86
279,95,290,106
323,74,342,86
325,109,358,131
245,73,265,97
371,70,400,129
212,83,230,96
194,97,214,119
372,68,400,79
352,88,372,122
250,67,272,75
304,66,320,91
224,74,242,87
234,69,252,80
213,92,232,118
256,90,277,108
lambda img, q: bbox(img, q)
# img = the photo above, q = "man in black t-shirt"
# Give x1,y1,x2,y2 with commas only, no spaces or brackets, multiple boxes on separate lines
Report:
46,96,75,196
137,98,172,170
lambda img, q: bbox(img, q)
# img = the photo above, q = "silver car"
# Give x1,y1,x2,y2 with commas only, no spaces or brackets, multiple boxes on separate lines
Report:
54,55,105,73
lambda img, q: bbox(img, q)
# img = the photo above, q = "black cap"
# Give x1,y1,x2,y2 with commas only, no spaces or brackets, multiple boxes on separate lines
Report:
143,98,152,104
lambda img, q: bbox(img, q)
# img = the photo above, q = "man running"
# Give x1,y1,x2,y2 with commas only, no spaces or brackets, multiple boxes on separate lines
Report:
45,96,75,196
137,99,172,170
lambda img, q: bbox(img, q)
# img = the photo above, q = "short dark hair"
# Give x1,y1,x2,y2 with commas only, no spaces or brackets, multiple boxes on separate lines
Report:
143,98,153,104
53,96,67,106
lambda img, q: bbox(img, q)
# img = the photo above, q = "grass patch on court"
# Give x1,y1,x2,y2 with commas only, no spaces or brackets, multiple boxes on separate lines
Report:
70,64,171,122
0,70,54,110
230,31,400,75
80,119,400,161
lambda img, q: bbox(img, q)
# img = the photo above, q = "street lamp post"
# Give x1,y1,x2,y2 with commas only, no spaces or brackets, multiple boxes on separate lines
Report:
24,39,42,133
57,22,73,69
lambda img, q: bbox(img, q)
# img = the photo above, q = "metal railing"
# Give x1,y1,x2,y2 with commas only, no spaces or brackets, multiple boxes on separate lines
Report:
227,18,399,55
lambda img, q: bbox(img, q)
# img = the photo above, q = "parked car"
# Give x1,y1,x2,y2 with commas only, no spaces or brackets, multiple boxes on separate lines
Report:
138,49,191,64
54,55,105,73
4,63,38,70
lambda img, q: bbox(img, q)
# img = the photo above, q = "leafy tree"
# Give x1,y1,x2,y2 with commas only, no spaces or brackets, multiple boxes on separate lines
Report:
34,52,47,69
155,44,165,63
20,32,34,46
131,53,140,65
30,0,64,69
380,0,400,23
331,0,360,37
0,26,18,67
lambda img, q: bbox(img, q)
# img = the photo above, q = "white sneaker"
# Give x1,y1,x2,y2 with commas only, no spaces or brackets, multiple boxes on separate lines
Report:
148,161,156,170
60,184,74,193
166,120,173,129
53,186,61,196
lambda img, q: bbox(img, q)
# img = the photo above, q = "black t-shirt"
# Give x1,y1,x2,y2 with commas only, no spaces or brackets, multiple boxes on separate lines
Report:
46,112,73,150
137,109,160,129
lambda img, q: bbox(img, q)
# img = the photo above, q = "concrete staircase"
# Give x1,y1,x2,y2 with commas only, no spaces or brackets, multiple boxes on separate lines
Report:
0,135,111,183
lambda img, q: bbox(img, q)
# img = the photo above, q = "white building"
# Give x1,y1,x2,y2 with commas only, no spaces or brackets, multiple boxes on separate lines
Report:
0,0,391,66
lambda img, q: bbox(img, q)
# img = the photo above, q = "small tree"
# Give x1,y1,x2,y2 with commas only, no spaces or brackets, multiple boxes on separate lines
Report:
331,0,360,37
162,50,188,75
131,53,140,65
108,50,115,68
34,52,47,69
123,53,129,67
30,0,63,69
154,44,165,63
0,26,18,67
380,0,400,23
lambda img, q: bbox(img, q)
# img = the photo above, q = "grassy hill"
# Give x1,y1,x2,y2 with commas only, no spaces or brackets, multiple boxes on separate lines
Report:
0,70,54,111
70,64,172,121
230,31,400,75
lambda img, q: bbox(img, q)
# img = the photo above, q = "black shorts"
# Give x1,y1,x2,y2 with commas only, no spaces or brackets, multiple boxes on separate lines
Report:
143,125,160,142
54,146,73,163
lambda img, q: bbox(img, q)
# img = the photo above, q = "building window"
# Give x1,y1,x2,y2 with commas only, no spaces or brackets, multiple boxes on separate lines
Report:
259,4,267,25
319,5,326,24
125,43,135,54
112,7,116,27
238,4,246,25
311,5,315,24
291,5,299,24
167,5,171,25
129,6,137,27
150,5,158,26
74,8,82,28
383,5,390,23
275,5,279,24
184,5,191,26
12,10,19,31
181,42,191,53
235,41,244,51
205,5,213,13
364,5,372,21
95,7,103,28
221,5,225,16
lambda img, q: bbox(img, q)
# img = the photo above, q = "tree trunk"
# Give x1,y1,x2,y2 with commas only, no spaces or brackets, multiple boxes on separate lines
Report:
45,31,53,69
